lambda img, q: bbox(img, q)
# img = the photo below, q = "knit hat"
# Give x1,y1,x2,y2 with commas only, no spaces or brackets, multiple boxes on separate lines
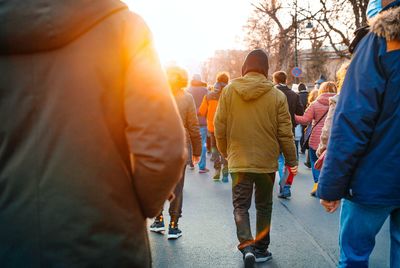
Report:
241,49,269,78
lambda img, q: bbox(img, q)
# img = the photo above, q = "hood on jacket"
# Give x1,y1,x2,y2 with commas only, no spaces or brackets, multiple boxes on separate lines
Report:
316,93,336,106
0,0,127,54
242,49,269,78
370,2,400,41
232,72,274,101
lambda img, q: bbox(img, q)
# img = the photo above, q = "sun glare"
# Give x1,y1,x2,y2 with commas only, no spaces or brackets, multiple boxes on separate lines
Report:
123,0,252,70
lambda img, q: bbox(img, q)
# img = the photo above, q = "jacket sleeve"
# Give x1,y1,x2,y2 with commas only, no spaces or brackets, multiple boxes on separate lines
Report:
277,96,298,167
214,89,228,157
198,95,208,117
317,34,386,201
316,102,336,157
123,14,186,218
186,95,202,157
295,104,314,125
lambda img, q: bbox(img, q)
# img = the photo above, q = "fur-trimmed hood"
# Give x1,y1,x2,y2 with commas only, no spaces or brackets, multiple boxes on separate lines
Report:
370,4,400,41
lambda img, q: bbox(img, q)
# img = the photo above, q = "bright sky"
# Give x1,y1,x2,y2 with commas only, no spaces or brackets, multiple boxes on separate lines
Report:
123,0,253,69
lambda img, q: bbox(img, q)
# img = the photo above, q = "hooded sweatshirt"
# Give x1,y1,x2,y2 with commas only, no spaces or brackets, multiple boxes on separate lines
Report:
0,1,186,267
214,71,297,173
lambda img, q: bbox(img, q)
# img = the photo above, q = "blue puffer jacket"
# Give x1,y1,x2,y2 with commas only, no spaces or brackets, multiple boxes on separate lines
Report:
318,1,400,206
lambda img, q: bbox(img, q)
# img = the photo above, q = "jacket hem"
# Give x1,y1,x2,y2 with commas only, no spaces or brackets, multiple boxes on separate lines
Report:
229,168,277,174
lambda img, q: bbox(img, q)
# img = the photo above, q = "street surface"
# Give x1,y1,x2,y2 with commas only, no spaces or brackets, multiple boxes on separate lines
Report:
149,154,390,268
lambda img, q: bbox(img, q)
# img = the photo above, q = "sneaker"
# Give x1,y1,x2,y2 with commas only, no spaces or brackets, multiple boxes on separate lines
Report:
310,182,318,197
149,218,165,233
254,249,272,263
167,222,182,239
222,169,229,183
278,185,291,199
213,169,221,181
188,164,195,170
242,246,255,268
199,168,209,174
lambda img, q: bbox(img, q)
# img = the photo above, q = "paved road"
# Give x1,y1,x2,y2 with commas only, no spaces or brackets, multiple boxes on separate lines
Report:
148,154,390,268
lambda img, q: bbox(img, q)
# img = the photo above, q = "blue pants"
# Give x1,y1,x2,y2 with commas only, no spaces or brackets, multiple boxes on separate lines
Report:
309,148,320,183
339,199,400,268
278,153,285,181
198,126,208,170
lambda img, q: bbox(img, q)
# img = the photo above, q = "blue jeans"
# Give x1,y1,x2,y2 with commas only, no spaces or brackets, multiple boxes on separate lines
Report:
339,199,400,268
198,126,208,170
309,148,320,183
278,153,285,181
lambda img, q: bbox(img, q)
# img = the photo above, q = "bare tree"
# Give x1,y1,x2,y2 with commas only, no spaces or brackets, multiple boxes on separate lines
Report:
244,0,298,74
201,50,250,84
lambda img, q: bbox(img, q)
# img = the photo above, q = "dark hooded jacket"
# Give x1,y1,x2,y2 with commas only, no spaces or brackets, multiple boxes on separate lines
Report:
214,50,297,173
275,84,304,133
318,1,400,205
0,1,186,267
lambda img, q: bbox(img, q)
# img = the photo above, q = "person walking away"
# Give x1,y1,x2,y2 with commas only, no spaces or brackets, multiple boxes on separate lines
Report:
214,49,298,267
273,71,304,198
298,83,309,153
316,61,350,158
199,72,230,182
298,83,309,109
295,82,337,196
319,1,400,267
0,1,187,267
302,88,319,167
187,74,209,173
150,66,202,239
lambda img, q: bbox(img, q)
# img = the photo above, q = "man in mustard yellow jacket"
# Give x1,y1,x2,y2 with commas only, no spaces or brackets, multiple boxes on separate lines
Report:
214,49,298,267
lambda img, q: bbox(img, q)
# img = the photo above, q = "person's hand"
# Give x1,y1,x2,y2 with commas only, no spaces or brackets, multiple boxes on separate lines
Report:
320,199,341,213
192,155,200,165
288,165,298,176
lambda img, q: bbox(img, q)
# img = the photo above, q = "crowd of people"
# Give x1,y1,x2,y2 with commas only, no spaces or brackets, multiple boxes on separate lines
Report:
0,0,399,268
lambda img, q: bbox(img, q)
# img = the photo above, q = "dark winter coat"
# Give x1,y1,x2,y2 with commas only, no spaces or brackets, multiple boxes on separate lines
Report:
318,2,400,206
275,84,304,133
0,1,186,267
298,90,309,109
187,85,208,127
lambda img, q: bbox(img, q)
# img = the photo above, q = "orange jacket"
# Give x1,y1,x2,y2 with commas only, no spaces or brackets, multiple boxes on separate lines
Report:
199,90,221,133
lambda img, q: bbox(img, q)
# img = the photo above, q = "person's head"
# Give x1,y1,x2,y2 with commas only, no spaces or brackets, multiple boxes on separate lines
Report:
318,81,337,96
216,72,230,84
336,61,350,92
166,66,188,93
272,71,287,85
242,49,269,78
308,89,319,104
314,74,327,89
298,83,307,92
190,73,207,87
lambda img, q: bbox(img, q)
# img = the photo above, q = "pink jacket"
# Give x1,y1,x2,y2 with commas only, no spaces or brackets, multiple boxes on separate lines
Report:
295,93,335,150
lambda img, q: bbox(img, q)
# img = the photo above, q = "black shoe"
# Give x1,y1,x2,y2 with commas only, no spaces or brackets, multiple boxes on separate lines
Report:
167,222,182,239
242,246,255,268
150,218,165,233
304,161,311,168
254,249,272,263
